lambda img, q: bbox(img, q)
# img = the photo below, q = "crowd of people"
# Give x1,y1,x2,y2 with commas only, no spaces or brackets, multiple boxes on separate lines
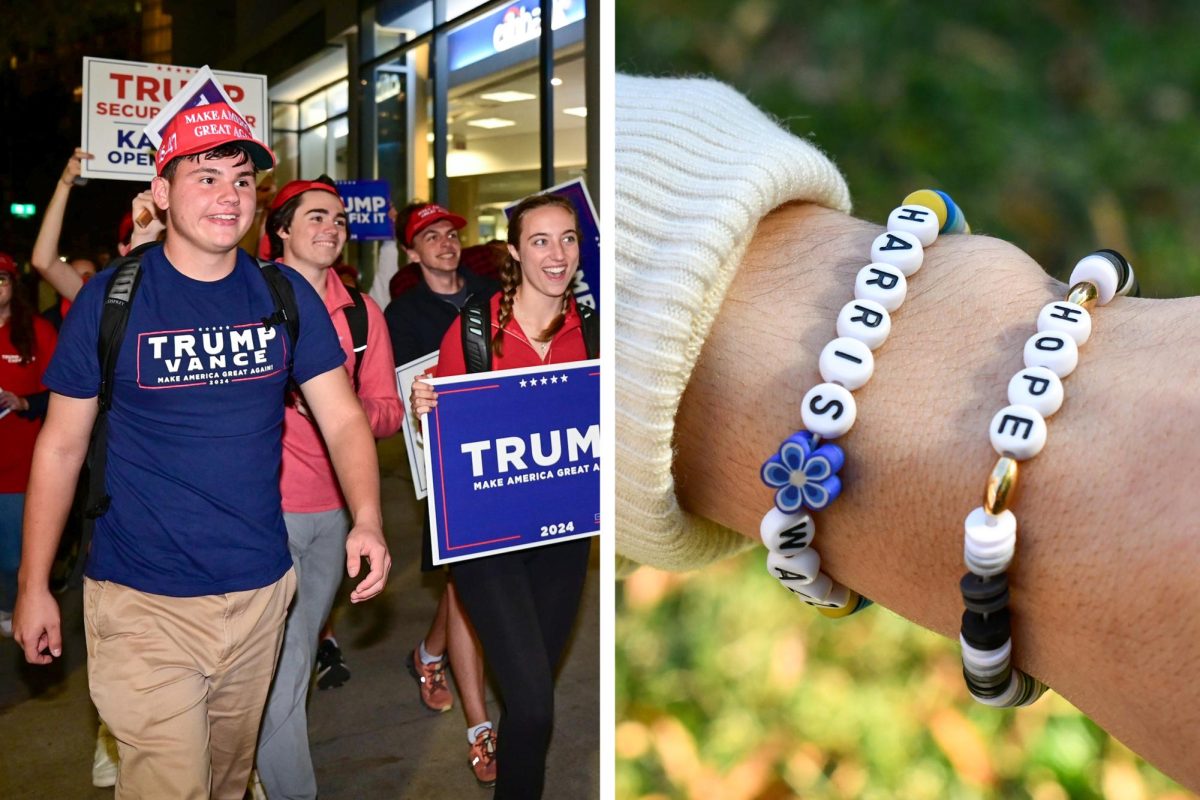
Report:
1,99,596,800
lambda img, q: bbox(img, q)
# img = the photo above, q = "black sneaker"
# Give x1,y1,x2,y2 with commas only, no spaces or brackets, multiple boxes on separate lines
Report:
315,638,351,689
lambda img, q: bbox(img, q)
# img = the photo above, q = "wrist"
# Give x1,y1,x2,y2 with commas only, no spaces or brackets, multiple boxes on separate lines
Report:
675,203,1054,630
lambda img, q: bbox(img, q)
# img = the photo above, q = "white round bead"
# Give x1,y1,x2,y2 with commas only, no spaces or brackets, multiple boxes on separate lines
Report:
1007,366,1064,418
960,634,1013,676
886,203,940,246
854,262,908,312
989,404,1047,461
1023,331,1079,378
836,299,891,350
1068,254,1120,305
767,548,820,586
963,507,1017,577
793,573,837,605
869,230,924,276
818,337,875,390
759,508,815,554
1036,301,1092,346
801,382,857,439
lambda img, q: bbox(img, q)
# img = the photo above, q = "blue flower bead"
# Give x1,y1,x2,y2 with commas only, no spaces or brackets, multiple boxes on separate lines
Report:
760,431,844,514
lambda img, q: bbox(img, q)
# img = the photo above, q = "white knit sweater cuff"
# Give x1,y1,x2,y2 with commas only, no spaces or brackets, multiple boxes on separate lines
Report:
616,74,852,572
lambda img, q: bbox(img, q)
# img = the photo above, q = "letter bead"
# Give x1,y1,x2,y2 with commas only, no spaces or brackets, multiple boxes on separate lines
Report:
836,298,892,350
801,382,857,439
1068,252,1121,305
1037,301,1092,346
1007,366,1063,418
887,204,940,246
819,336,875,390
964,507,1017,576
1023,331,1078,379
989,404,1047,461
854,262,908,311
869,230,924,276
767,548,820,586
759,508,816,554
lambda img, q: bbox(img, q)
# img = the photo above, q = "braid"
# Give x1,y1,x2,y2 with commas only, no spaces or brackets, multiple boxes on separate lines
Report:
538,293,569,342
492,255,521,357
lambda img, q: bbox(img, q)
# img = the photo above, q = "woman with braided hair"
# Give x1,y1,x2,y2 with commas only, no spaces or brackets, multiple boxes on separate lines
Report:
411,192,595,799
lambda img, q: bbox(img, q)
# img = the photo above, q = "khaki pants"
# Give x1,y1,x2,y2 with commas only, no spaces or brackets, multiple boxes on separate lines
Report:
84,570,296,800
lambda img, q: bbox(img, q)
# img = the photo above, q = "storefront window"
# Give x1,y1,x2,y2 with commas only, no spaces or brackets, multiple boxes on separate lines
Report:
438,0,586,243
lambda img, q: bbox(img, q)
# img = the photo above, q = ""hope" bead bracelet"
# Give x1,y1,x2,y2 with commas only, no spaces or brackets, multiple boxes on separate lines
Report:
759,190,969,618
960,249,1137,706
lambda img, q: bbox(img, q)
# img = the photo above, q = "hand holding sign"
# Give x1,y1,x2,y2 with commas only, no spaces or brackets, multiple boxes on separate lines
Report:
60,149,94,187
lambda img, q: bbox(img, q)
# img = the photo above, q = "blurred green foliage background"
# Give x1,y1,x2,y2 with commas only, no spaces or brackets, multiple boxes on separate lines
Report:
615,2,1200,798
616,0,1200,298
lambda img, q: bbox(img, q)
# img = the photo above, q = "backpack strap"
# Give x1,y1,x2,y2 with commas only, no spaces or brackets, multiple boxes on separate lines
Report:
461,298,492,374
254,259,301,378
577,302,599,360
342,284,368,392
86,255,143,519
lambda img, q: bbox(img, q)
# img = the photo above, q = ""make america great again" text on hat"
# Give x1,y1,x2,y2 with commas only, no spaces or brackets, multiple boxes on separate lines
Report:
155,102,275,176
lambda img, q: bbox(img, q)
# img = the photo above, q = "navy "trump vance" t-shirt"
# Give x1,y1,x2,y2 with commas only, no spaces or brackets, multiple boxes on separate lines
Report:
44,245,345,597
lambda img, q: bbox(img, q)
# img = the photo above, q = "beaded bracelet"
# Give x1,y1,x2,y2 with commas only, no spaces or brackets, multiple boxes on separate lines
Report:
759,190,969,618
959,249,1137,707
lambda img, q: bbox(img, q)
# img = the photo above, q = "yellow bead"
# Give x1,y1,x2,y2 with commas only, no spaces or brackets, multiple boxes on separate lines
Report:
984,456,1019,515
902,189,948,229
816,592,862,618
1065,280,1099,310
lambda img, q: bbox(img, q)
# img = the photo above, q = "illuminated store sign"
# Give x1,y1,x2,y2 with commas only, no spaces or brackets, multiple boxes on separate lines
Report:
447,0,585,71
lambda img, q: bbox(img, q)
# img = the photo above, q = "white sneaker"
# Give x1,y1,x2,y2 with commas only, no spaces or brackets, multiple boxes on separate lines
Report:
0,610,12,638
92,723,119,788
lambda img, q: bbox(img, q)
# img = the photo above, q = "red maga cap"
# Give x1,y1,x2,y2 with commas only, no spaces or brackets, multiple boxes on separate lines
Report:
155,102,275,176
404,204,466,245
270,180,342,212
0,252,16,275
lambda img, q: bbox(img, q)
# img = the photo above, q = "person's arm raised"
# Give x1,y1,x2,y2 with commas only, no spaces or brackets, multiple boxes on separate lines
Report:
674,201,1200,790
30,149,92,301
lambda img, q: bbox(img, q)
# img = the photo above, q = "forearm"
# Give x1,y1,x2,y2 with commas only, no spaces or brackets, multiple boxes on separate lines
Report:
18,432,88,593
30,182,84,300
675,202,1200,787
324,408,384,529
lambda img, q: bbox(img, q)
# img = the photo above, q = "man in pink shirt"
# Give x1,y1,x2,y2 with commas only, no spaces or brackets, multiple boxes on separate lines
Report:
257,177,402,799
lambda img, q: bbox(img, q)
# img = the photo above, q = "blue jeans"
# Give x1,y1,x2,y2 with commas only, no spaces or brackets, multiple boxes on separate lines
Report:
0,493,27,612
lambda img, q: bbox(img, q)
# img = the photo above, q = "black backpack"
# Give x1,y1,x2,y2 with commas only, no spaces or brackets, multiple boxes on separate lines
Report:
84,251,371,520
460,298,598,374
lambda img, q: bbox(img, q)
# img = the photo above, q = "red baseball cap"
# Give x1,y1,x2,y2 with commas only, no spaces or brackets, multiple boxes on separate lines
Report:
404,204,466,245
0,252,16,276
155,102,275,176
270,180,342,212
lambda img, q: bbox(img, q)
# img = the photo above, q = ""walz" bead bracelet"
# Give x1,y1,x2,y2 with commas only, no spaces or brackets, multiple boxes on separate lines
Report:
960,249,1137,706
759,190,969,618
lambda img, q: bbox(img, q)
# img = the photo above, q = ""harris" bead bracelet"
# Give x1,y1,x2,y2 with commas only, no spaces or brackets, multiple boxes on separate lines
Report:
759,190,969,617
960,249,1137,707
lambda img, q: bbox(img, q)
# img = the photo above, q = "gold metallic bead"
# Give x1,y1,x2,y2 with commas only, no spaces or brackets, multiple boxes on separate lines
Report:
1065,280,1099,310
984,456,1019,515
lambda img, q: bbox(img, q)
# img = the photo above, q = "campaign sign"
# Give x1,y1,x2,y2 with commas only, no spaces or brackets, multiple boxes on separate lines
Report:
395,350,439,500
336,180,393,240
504,178,600,315
425,360,600,565
81,57,268,182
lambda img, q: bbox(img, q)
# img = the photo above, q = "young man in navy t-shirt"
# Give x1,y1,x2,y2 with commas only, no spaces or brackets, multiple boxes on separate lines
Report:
13,104,391,799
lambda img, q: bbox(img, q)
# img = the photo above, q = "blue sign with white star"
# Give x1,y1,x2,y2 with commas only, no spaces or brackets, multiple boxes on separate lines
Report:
424,360,600,564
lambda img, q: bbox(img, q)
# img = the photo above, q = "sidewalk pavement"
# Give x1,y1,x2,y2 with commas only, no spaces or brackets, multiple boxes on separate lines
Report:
0,435,599,799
